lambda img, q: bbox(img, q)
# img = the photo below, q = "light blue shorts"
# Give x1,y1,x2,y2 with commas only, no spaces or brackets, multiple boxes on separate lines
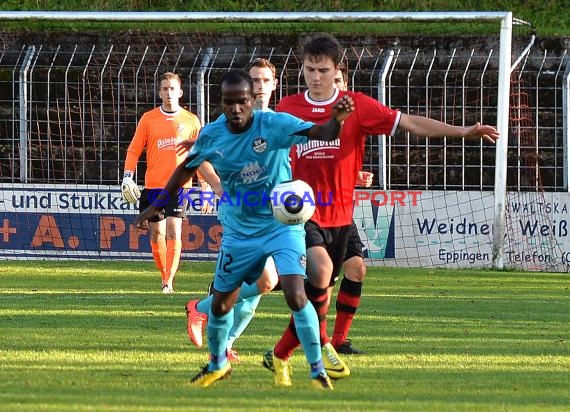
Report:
213,225,307,292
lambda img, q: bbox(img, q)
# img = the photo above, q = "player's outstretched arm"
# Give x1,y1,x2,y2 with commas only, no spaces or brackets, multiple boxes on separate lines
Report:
307,95,354,141
462,122,501,144
135,162,197,229
398,113,499,144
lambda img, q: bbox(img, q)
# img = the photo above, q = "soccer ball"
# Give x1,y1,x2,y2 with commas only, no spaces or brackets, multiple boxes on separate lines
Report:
270,179,316,225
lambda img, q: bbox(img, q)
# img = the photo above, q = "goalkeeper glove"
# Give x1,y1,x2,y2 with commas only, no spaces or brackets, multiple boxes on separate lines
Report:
121,171,141,204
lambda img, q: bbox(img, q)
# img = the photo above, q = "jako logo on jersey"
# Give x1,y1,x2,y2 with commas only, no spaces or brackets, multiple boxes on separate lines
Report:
294,138,340,158
240,161,266,184
157,137,177,150
252,138,267,153
312,107,326,113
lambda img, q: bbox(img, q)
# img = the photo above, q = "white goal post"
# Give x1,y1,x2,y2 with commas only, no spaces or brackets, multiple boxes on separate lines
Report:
0,11,514,269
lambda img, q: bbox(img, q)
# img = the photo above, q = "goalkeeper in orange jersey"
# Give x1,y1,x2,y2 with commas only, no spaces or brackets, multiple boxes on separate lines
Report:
121,71,212,293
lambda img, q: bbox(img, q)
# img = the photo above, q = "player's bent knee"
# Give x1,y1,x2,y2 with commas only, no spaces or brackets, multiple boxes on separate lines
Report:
308,275,331,289
286,297,306,312
279,275,307,310
211,301,233,316
307,264,333,288
257,275,278,294
344,258,367,282
282,290,307,312
258,284,273,294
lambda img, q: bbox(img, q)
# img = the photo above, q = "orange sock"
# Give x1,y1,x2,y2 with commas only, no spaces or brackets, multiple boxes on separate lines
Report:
150,240,167,284
165,239,182,287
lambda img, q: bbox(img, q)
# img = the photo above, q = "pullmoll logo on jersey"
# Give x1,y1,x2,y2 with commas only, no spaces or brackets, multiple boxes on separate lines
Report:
240,161,266,184
294,138,340,158
156,137,177,150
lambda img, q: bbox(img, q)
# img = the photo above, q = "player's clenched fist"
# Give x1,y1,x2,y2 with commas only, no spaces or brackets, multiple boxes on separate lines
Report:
332,95,354,123
134,205,159,230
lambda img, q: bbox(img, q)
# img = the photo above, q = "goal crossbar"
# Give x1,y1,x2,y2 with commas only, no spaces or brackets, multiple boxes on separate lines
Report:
0,11,512,23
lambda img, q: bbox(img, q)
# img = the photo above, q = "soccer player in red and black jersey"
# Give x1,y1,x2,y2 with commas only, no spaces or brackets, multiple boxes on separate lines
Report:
263,33,500,381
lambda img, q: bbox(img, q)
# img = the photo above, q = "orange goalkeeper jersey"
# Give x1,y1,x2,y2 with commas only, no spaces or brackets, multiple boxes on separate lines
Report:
124,106,201,189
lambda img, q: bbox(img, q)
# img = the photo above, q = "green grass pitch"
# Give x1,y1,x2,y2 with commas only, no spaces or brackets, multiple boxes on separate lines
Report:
1,261,569,411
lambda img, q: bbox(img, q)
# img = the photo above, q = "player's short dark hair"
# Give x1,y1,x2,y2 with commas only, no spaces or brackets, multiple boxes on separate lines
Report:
302,33,344,66
219,69,254,95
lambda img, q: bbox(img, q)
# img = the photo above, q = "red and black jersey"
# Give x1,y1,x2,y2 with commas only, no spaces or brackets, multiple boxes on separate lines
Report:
277,89,400,227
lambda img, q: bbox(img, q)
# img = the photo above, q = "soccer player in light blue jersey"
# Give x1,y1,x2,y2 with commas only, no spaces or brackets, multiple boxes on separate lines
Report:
185,58,281,362
135,69,354,389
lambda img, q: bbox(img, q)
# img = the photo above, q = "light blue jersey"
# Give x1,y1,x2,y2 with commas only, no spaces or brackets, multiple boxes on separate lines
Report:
186,110,313,237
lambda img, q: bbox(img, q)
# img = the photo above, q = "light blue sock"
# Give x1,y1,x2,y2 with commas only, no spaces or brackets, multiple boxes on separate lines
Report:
197,281,260,314
227,294,262,348
292,302,325,378
207,308,233,371
236,281,261,302
196,295,212,314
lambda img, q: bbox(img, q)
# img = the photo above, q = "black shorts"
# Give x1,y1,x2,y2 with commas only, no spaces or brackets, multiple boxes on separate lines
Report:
344,220,365,262
305,220,353,282
139,188,190,222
